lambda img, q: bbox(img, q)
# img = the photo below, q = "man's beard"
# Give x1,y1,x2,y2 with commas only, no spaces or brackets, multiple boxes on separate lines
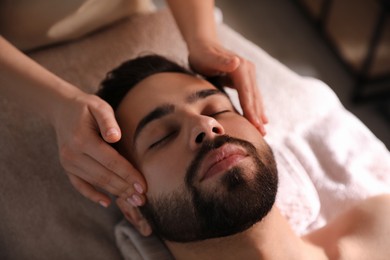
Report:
139,135,278,242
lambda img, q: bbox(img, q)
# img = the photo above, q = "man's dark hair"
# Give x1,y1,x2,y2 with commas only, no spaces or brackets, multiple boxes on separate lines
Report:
97,55,225,110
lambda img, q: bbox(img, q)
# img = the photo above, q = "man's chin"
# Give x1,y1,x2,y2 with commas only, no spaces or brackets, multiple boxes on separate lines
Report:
199,162,257,193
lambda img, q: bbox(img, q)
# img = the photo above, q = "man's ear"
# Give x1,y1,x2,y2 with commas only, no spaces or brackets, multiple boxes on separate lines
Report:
116,198,152,237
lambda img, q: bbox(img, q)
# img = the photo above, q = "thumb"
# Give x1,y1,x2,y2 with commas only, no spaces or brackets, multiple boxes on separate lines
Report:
90,103,121,143
212,52,240,73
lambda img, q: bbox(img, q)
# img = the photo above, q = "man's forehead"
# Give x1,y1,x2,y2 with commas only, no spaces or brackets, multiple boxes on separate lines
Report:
132,72,215,99
115,72,219,133
119,72,217,112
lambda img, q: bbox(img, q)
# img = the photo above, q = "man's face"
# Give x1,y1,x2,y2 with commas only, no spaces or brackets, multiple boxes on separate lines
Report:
116,72,277,242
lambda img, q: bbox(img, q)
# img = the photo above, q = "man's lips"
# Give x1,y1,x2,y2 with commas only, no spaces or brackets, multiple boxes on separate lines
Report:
199,144,248,182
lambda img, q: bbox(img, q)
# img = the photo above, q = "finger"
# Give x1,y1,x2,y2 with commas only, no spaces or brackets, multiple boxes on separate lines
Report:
84,138,146,194
250,69,269,126
117,190,146,207
248,66,267,136
68,174,111,207
230,62,257,125
262,113,269,125
189,47,240,76
256,81,269,125
116,197,140,226
89,101,121,143
116,198,135,225
213,52,240,73
66,152,137,196
66,154,146,207
235,61,267,135
84,137,146,193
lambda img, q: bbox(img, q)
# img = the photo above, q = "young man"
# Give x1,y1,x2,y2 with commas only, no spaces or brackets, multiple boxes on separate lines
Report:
97,55,390,259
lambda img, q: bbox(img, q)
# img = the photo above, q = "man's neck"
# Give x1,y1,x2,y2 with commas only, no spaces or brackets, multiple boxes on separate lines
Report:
165,207,327,260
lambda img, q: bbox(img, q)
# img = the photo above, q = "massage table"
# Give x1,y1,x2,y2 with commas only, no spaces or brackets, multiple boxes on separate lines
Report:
1,8,389,260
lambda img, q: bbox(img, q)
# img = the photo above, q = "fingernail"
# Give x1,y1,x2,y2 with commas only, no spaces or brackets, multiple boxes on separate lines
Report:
106,128,119,137
126,197,137,207
260,125,267,136
256,118,261,127
131,194,143,206
133,182,144,194
224,58,233,65
99,200,109,208
263,114,269,124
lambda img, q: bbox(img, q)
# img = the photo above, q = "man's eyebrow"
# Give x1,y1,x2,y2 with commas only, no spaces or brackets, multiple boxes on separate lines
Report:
133,104,175,145
186,89,225,103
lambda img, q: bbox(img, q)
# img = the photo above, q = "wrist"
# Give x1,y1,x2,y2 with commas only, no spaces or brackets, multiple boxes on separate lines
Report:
45,80,84,126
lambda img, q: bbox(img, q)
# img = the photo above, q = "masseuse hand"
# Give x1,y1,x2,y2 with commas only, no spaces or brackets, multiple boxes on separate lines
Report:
0,37,145,208
188,40,268,135
52,90,146,207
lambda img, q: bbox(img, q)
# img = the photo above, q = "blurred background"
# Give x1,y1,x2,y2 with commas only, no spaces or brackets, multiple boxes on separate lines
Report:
156,0,390,148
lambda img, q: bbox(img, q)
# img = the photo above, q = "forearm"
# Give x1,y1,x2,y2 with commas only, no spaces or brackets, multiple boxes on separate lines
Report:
0,36,82,123
166,0,218,50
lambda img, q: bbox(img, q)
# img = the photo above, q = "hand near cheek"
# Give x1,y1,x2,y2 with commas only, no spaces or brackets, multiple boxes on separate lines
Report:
228,58,268,135
53,92,146,207
188,41,268,135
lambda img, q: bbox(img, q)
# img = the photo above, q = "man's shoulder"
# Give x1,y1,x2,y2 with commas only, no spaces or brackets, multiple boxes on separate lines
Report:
305,194,390,259
350,194,390,225
337,194,390,259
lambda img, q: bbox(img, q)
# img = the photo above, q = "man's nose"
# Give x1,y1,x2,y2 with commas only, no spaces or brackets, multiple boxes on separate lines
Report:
189,115,225,151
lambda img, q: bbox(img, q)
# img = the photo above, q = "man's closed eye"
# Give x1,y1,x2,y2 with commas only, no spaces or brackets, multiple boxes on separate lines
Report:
149,131,178,149
209,110,231,117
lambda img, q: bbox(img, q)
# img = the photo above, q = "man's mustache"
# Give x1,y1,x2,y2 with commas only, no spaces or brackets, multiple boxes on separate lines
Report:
185,135,256,187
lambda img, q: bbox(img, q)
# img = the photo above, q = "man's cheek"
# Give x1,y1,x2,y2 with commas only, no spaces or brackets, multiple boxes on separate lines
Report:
224,118,261,140
141,165,165,196
142,163,183,196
